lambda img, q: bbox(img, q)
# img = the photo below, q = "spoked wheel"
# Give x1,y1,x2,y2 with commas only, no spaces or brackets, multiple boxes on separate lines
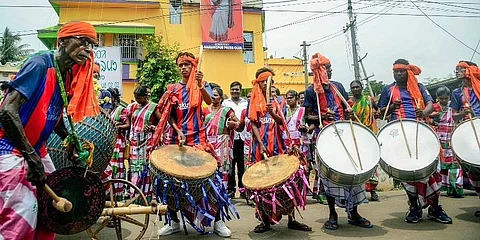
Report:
87,179,150,240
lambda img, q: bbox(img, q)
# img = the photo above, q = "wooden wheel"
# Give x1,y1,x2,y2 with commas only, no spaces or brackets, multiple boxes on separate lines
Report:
87,179,150,240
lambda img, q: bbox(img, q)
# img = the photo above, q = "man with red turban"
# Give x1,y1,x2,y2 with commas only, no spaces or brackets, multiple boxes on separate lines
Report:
379,58,452,224
303,53,372,231
0,21,100,239
450,60,480,217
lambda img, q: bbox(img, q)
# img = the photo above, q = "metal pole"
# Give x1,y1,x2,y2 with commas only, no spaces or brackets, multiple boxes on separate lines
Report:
348,0,361,82
301,41,311,90
358,53,375,98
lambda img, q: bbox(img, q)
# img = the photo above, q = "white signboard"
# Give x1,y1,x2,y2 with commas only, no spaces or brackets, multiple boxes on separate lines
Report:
93,47,122,94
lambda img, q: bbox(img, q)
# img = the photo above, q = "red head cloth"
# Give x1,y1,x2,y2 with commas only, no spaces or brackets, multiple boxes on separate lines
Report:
248,71,272,122
392,63,424,109
457,61,480,101
57,21,98,42
67,52,101,122
177,56,202,108
310,53,331,94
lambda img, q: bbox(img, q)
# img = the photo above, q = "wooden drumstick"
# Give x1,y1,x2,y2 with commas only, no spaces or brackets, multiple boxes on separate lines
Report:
397,103,412,158
349,119,363,171
44,184,73,213
330,85,361,122
382,91,394,122
464,102,480,150
197,45,204,71
332,119,359,171
415,99,420,160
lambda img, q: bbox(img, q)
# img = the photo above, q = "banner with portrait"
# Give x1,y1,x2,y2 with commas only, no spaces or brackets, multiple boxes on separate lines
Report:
200,0,244,50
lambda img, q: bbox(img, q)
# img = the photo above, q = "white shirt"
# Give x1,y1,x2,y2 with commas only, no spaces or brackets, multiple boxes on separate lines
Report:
223,97,248,140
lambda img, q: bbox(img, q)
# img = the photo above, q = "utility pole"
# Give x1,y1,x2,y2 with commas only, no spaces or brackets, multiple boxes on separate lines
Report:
358,53,375,97
347,0,361,82
301,40,311,90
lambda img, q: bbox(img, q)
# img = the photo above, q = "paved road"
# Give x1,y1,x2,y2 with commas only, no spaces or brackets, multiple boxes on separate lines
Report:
55,190,480,240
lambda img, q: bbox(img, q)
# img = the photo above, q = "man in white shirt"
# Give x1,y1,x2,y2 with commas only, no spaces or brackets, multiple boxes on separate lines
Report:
222,81,249,198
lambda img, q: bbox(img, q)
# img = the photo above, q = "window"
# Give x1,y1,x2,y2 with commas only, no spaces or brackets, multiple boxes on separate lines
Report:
114,34,142,61
243,32,254,64
170,0,182,24
97,34,105,47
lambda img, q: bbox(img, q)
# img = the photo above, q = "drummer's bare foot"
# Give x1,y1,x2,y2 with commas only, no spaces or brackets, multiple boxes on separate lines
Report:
288,220,312,231
253,222,271,233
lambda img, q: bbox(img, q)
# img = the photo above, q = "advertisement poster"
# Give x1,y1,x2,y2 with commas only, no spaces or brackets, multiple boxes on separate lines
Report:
201,0,244,50
93,47,122,94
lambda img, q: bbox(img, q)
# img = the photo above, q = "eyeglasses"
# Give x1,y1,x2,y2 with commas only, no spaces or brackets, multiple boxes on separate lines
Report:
74,36,97,49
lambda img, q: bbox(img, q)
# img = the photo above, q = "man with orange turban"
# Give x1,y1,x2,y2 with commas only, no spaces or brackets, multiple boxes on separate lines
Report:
379,58,452,224
450,60,480,217
247,67,311,233
303,53,371,231
0,21,100,239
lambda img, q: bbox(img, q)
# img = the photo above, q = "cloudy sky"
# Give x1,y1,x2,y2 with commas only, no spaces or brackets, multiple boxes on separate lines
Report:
1,0,479,89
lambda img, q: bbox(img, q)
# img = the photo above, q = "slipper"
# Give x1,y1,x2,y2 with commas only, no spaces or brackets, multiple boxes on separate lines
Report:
475,210,480,217
253,223,271,233
348,218,374,228
323,220,338,230
288,220,312,231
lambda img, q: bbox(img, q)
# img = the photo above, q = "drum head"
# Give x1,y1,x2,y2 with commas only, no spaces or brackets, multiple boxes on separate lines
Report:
316,121,380,175
150,145,217,180
378,119,440,171
38,167,104,235
243,154,299,190
451,118,480,166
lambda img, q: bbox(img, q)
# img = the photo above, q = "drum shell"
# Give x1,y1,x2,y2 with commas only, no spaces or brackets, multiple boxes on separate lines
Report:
47,112,117,175
316,121,380,187
377,119,439,182
451,118,480,177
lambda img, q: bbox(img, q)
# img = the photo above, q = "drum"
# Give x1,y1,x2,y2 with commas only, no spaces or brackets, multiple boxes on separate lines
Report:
451,118,480,176
242,154,309,217
377,119,440,182
150,145,237,228
47,112,117,175
38,167,104,235
316,121,380,186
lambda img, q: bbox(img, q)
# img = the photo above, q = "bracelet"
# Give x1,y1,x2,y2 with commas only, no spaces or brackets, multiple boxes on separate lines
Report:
198,85,205,90
20,149,36,157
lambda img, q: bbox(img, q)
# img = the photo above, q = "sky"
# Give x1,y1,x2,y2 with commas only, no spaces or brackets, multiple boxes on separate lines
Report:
1,0,479,89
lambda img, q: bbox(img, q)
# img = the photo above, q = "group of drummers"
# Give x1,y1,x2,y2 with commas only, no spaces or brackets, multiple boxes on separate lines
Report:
1,20,480,240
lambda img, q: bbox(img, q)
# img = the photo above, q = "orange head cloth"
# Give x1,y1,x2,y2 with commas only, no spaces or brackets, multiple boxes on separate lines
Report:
457,61,480,101
393,63,424,109
310,53,331,94
57,21,98,43
177,56,202,108
57,22,100,122
248,71,272,122
93,64,100,75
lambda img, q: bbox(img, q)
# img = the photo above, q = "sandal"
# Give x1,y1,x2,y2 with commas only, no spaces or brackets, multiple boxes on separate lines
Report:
348,217,374,228
253,223,271,233
475,210,480,217
323,220,338,230
288,220,312,231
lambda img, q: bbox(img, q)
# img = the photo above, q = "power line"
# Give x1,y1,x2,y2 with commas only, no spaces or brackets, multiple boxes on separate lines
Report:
409,0,480,57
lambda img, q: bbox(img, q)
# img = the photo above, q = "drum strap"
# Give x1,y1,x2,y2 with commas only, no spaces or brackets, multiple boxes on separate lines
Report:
53,57,93,167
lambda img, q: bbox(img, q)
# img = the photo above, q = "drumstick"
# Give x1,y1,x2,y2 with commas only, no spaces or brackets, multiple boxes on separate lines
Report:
464,102,480,150
44,184,73,213
315,95,324,129
330,85,361,122
197,45,204,71
349,119,363,171
397,106,412,158
382,91,394,122
414,100,420,155
332,120,359,171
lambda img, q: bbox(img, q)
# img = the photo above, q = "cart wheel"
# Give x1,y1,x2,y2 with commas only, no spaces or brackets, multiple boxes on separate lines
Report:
87,179,150,240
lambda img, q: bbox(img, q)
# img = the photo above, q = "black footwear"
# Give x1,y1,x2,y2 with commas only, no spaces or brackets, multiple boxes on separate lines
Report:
427,205,453,224
370,191,379,201
227,191,235,199
405,207,422,223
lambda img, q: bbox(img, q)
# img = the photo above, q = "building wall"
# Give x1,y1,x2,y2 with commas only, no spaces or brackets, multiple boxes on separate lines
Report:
0,63,20,82
55,1,264,102
267,58,313,94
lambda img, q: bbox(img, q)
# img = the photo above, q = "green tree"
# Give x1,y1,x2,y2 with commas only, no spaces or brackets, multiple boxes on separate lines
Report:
363,80,386,97
136,36,181,103
0,27,33,64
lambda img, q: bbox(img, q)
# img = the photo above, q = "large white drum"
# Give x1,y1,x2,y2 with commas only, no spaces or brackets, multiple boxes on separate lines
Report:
377,119,439,182
316,121,380,187
451,118,480,177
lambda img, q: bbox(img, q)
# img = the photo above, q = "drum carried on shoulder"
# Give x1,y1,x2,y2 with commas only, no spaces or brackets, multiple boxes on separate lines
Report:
316,121,380,186
149,145,238,230
451,118,480,177
242,154,310,217
377,119,440,182
46,112,117,175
